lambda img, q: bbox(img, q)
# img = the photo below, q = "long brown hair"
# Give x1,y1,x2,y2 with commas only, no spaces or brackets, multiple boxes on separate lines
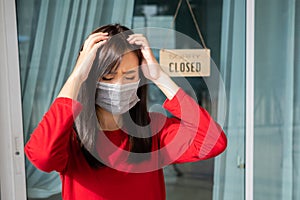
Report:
74,24,152,168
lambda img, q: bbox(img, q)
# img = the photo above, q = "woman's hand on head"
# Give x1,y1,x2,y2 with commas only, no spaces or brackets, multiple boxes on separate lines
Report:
127,34,163,81
71,32,109,83
57,32,108,99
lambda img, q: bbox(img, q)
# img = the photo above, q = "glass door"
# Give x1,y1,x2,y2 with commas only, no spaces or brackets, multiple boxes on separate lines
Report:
14,0,246,199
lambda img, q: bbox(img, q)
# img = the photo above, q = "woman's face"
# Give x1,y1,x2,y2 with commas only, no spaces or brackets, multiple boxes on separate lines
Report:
99,52,140,84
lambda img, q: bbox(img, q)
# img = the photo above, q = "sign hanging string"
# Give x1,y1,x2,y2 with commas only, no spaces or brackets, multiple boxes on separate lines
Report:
172,0,208,49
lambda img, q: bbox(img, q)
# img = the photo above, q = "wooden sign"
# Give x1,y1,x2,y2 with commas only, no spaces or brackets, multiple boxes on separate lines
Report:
159,49,210,77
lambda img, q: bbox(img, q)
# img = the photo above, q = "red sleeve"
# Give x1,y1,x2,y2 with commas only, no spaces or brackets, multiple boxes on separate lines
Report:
24,97,82,172
158,88,227,164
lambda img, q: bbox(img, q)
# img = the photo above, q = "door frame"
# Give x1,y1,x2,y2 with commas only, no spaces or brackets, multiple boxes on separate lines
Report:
245,0,255,200
0,0,27,199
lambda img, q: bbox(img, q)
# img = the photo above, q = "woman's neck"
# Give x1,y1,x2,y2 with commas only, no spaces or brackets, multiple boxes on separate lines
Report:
96,107,123,131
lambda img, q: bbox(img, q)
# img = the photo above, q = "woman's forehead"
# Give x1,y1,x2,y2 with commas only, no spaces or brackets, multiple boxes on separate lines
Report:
118,52,139,71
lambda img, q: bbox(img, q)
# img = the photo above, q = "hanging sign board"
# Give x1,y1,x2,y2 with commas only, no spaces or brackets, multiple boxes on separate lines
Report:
159,49,210,77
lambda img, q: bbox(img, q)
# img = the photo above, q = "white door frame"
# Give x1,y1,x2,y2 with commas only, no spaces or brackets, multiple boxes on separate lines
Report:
0,0,27,199
246,0,255,200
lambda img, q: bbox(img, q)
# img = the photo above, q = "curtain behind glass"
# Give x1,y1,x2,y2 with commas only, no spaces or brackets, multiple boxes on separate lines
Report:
16,0,134,198
213,0,246,199
254,0,300,199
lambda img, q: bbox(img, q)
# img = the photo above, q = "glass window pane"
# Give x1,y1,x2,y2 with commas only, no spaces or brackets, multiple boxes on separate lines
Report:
16,0,134,199
133,0,246,200
254,0,300,199
16,0,246,199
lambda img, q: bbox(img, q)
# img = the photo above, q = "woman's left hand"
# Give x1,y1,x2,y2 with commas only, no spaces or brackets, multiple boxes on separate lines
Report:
127,34,162,81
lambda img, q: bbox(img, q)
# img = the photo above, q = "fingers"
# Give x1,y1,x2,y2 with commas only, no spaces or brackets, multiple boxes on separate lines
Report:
88,40,107,57
75,33,108,71
82,32,109,53
127,34,153,57
127,34,149,49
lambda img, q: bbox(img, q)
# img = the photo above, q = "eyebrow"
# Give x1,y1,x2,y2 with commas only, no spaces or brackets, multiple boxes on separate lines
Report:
123,69,137,74
106,71,117,75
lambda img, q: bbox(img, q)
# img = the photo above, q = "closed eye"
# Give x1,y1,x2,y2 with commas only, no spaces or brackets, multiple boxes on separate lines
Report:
125,76,136,80
102,76,114,81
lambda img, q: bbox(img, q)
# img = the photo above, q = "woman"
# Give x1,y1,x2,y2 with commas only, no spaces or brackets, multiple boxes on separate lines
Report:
25,24,227,200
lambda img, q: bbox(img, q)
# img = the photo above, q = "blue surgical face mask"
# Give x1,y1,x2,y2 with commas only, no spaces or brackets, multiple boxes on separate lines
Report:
95,80,140,114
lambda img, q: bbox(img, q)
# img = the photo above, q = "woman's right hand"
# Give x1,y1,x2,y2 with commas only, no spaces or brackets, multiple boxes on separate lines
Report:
57,32,108,99
71,32,109,83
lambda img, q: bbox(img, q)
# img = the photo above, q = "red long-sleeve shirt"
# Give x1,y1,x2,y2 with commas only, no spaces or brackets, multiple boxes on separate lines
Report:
25,88,227,200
